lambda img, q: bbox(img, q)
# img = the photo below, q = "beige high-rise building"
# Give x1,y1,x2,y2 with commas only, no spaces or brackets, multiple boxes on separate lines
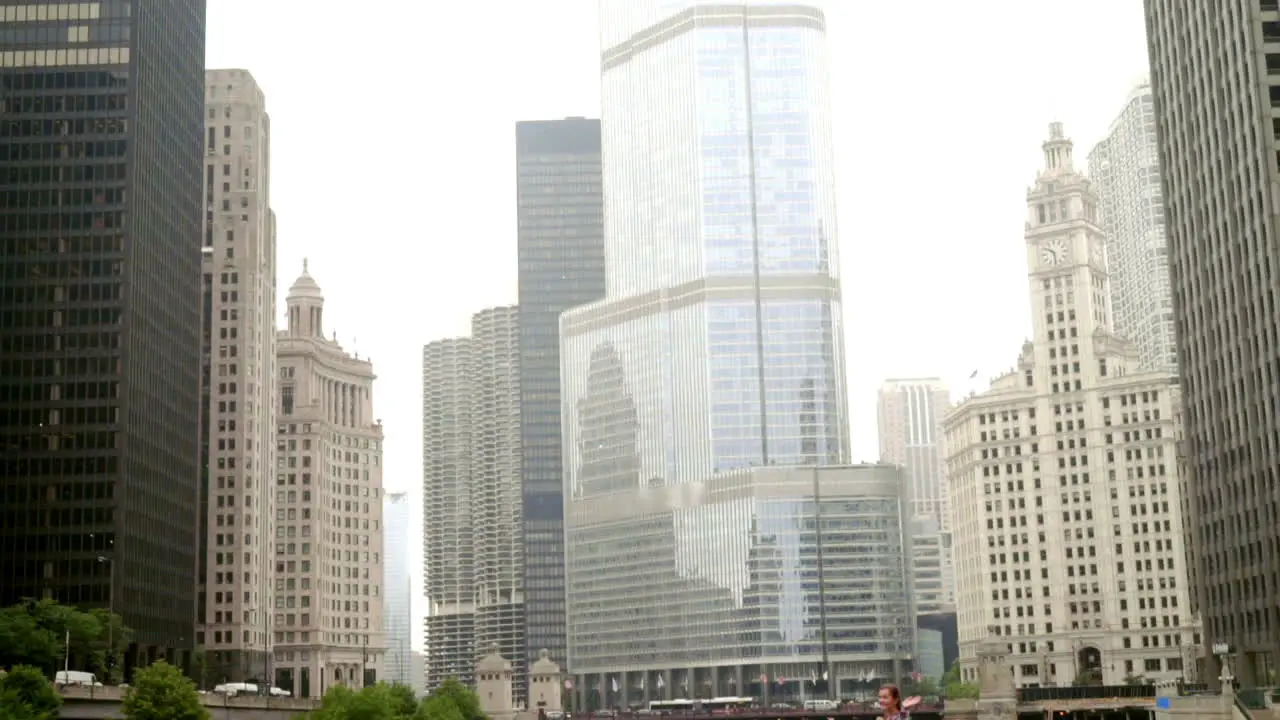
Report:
197,68,278,684
274,262,386,697
878,379,955,614
942,123,1198,688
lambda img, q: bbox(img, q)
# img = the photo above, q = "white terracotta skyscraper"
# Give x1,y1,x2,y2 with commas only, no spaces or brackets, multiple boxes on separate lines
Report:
197,68,278,684
943,124,1197,687
274,262,385,697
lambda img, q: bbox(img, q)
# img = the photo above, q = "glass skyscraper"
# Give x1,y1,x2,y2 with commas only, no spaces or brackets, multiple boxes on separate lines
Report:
516,118,604,676
0,0,207,673
561,1,895,705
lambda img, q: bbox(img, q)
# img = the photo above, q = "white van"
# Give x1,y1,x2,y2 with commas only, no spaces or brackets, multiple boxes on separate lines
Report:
56,670,102,687
213,682,258,696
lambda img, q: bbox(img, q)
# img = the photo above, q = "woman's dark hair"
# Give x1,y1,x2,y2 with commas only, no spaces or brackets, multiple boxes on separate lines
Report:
880,683,901,707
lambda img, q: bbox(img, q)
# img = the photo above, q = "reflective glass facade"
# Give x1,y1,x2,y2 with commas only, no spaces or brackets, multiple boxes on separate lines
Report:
515,118,604,675
563,1,860,684
0,0,206,670
564,466,913,695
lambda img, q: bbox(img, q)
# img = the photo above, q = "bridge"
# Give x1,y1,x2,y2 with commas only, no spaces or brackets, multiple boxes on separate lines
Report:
571,686,1167,720
57,684,319,720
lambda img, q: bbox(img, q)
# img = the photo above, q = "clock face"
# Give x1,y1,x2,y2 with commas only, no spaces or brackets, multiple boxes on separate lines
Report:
1040,239,1068,267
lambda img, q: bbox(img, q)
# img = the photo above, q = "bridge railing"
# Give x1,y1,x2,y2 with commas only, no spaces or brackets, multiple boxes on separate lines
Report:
566,704,945,720
1016,685,1158,703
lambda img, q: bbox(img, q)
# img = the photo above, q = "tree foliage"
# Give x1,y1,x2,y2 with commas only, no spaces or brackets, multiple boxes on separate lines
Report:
941,661,980,699
432,678,483,720
303,678,483,720
0,665,62,720
121,661,209,720
0,598,131,682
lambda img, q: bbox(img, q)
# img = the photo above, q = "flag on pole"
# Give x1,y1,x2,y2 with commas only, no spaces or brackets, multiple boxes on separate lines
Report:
656,675,665,689
822,671,829,681
639,675,645,690
611,678,619,693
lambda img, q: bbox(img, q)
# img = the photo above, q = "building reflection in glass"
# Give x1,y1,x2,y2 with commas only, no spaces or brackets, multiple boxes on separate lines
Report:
565,463,914,697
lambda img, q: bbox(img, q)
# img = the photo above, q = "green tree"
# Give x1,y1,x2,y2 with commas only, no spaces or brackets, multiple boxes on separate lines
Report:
941,661,980,700
431,678,483,720
305,684,404,720
121,660,209,720
0,599,131,681
0,665,62,720
387,684,419,717
87,606,131,684
190,649,208,691
416,693,464,720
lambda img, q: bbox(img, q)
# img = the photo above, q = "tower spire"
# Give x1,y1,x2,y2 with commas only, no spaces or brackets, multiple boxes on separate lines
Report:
1042,122,1074,174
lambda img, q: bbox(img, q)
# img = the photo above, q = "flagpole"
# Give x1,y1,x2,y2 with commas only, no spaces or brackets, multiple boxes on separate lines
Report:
64,630,71,678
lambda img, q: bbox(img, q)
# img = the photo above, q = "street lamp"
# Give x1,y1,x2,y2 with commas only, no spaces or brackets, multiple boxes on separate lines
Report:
97,555,114,682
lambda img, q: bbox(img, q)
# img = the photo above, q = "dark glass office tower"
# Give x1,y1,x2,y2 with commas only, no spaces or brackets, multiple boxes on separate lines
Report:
0,0,207,673
516,117,604,673
1146,0,1280,683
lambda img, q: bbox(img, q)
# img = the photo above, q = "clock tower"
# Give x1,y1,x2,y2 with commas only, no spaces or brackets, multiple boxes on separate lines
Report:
1024,122,1115,387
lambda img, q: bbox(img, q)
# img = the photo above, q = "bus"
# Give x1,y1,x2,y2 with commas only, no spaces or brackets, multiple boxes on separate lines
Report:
647,697,754,713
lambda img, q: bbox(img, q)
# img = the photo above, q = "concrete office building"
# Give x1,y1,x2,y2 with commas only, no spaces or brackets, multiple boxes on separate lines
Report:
196,68,278,685
423,307,526,698
910,516,954,617
878,379,952,527
561,0,853,697
942,124,1197,688
564,464,915,707
383,492,416,691
877,379,956,613
274,262,385,697
1145,0,1280,682
516,117,604,675
0,0,207,670
1085,81,1176,373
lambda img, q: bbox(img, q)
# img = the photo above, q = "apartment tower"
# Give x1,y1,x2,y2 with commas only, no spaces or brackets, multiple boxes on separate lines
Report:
422,337,474,688
383,492,417,691
942,124,1197,687
1144,0,1280,681
0,0,207,671
274,262,385,697
197,67,278,685
424,307,525,698
1085,81,1175,373
516,117,604,674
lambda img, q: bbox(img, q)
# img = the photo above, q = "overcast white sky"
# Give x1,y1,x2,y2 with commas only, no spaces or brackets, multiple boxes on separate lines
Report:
207,0,1150,647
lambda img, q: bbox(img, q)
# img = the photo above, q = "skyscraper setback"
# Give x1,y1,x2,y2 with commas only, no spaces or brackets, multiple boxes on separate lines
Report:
197,67,278,685
561,0,858,694
0,0,207,668
1145,0,1280,680
515,117,604,673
